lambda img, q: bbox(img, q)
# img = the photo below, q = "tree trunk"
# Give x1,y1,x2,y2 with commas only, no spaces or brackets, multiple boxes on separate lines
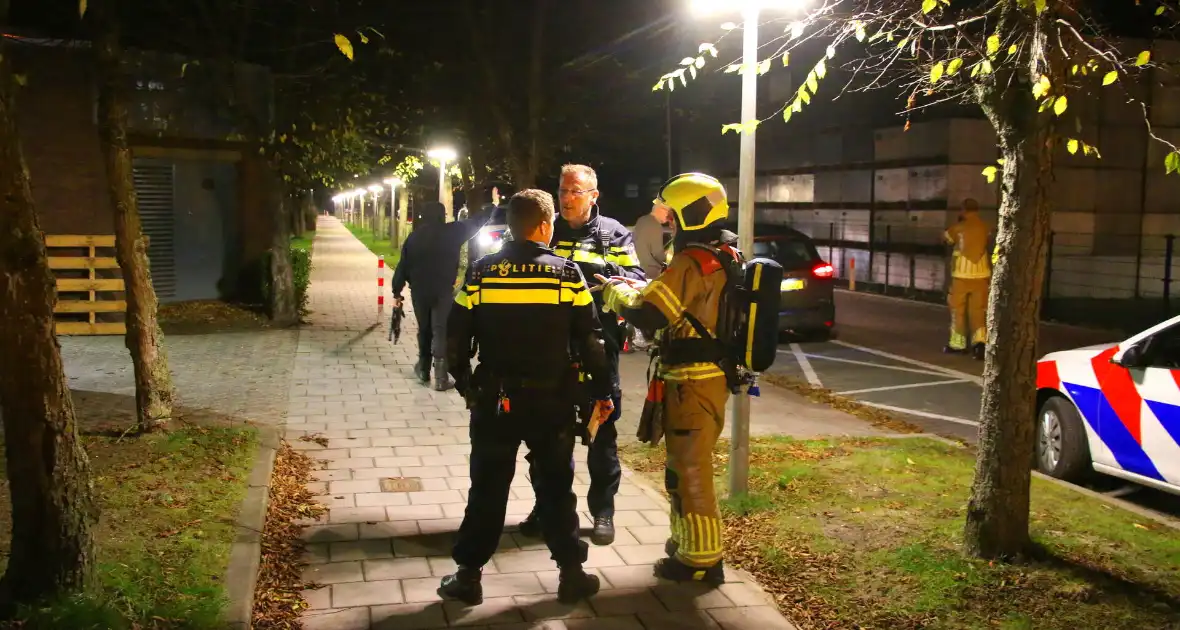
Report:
0,9,98,608
964,18,1057,560
268,183,298,325
95,0,174,432
397,187,410,248
525,0,547,188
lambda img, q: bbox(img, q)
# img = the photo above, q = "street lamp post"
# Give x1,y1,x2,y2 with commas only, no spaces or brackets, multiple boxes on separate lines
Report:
691,0,799,496
384,177,403,245
427,146,458,222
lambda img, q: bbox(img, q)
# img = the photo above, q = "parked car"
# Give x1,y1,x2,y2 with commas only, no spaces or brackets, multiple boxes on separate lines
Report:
723,223,835,340
466,205,509,265
1034,314,1180,495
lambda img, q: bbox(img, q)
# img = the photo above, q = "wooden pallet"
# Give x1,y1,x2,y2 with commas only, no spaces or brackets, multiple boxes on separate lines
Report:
46,235,126,336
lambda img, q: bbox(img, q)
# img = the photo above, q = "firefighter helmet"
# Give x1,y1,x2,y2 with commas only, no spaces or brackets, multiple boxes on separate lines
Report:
657,173,729,232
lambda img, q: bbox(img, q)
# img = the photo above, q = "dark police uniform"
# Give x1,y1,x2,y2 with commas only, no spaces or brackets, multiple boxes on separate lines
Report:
445,239,612,578
519,206,643,539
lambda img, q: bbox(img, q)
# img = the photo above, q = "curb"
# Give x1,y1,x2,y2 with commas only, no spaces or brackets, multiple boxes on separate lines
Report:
222,424,281,630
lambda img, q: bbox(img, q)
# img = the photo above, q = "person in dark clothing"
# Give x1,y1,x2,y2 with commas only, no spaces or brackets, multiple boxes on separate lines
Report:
516,164,645,546
391,200,493,390
439,189,613,606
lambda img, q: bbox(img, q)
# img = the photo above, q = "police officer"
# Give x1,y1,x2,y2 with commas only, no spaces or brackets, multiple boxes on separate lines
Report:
439,189,615,606
597,173,736,585
943,198,992,360
517,164,644,546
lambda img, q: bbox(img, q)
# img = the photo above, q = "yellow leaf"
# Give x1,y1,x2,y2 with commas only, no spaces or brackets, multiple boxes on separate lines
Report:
947,58,963,75
334,34,354,61
930,61,945,83
359,33,369,45
13,74,26,86
1103,71,1118,85
982,166,998,183
906,458,916,465
1067,139,1078,154
1136,50,1151,66
79,0,87,17
1008,44,1017,55
782,53,790,67
1054,95,1068,116
807,70,818,93
815,58,826,79
986,34,1000,56
922,0,937,13
1133,523,1148,530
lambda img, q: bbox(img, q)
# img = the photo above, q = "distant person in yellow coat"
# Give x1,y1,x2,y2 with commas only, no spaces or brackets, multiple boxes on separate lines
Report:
943,198,991,360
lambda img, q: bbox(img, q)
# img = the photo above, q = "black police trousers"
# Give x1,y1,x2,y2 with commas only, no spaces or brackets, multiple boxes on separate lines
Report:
453,391,588,570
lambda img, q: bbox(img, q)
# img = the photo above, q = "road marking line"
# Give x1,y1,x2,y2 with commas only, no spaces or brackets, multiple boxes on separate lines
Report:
830,340,983,384
786,352,949,377
835,379,972,396
789,343,822,387
854,401,980,427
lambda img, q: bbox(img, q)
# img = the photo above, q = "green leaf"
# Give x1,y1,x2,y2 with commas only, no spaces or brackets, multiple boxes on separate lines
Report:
721,123,742,134
784,105,794,123
897,37,910,49
1054,95,1068,116
782,53,791,67
725,64,741,73
855,22,867,42
807,70,819,93
982,166,998,183
922,0,938,13
758,59,772,75
1167,151,1180,175
930,62,945,83
181,62,189,77
1067,139,1079,154
971,63,981,78
815,58,827,79
334,34,354,61
1103,70,1118,85
1071,64,1079,75
1035,0,1047,13
799,85,812,104
1136,50,1151,66
359,32,370,45
947,58,964,75
78,0,87,17
1008,44,1017,55
1157,5,1166,15
986,35,1000,56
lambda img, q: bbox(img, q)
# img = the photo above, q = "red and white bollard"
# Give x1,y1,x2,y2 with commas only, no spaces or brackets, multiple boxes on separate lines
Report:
377,255,385,314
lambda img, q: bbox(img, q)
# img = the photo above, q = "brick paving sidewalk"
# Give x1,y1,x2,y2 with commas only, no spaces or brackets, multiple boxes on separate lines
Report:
287,216,797,630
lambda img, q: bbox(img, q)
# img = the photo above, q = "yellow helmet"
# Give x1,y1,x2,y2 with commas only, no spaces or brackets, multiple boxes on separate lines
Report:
657,173,729,232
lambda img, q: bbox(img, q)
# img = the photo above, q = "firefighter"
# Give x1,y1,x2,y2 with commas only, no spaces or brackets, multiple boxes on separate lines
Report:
943,198,992,360
596,172,735,585
517,163,644,546
439,189,615,606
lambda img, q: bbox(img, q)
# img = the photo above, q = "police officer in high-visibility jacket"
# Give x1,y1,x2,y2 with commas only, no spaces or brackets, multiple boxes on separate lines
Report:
596,173,735,585
944,198,992,360
440,189,615,606
517,164,644,546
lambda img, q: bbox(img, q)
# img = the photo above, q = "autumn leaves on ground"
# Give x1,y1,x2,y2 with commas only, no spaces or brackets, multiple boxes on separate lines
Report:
619,438,1180,630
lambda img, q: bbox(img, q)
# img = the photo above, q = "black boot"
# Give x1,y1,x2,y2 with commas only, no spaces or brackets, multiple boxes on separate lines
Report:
654,557,725,587
971,343,986,361
437,566,483,606
517,509,542,538
943,345,966,355
414,357,430,385
433,358,454,392
591,515,615,546
664,538,678,558
557,566,601,603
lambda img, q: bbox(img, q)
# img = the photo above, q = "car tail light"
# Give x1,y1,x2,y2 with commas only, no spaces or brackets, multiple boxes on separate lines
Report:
812,263,834,278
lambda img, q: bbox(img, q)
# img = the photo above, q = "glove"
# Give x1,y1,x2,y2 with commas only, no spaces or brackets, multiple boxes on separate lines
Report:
586,398,615,443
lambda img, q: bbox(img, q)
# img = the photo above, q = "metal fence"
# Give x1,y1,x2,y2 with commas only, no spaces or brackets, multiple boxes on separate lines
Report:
781,219,1180,333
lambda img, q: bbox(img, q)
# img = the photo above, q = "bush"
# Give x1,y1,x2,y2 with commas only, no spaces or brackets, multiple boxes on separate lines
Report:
291,242,312,316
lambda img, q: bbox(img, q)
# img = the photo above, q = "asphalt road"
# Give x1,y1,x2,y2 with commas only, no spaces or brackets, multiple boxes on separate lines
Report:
771,289,1179,520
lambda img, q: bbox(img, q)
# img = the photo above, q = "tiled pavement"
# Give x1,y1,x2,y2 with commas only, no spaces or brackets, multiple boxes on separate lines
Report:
287,216,797,630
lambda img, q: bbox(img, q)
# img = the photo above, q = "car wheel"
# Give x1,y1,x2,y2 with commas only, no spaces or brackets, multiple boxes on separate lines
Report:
1035,395,1092,481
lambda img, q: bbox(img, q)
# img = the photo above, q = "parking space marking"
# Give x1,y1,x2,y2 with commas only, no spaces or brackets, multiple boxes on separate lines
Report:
831,340,983,384
789,343,822,387
857,401,979,427
796,353,949,377
835,379,973,396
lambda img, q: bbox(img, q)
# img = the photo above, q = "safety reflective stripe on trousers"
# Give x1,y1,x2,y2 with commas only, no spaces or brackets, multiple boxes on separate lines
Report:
670,511,723,566
951,254,990,279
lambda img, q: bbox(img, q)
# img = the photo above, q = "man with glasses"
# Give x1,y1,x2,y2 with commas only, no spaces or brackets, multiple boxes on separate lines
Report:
517,163,644,546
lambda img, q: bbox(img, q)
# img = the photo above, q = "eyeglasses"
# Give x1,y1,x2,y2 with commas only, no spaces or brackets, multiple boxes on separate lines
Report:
559,188,597,197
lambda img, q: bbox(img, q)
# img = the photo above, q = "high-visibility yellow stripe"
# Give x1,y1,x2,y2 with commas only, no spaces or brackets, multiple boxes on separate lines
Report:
454,290,474,309
661,364,726,381
481,277,559,285
951,253,990,279
745,264,762,369
642,279,683,317
571,290,593,307
607,253,641,267
480,287,560,305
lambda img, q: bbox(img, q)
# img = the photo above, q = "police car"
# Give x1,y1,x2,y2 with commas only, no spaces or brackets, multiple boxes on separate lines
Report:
1035,314,1180,495
466,205,509,265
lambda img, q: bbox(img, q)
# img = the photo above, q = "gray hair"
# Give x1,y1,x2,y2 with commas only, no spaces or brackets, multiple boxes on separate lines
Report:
560,164,598,190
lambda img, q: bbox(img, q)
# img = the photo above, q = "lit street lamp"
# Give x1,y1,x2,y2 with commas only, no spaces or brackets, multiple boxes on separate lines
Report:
427,146,459,221
691,0,805,496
